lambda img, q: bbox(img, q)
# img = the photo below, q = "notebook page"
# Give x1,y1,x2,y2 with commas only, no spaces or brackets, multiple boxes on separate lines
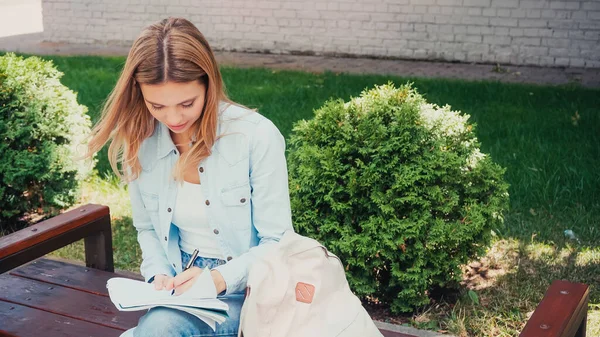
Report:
107,273,227,311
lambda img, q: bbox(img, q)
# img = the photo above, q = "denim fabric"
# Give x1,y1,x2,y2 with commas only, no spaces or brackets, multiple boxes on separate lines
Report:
181,250,226,269
129,102,294,295
130,255,245,337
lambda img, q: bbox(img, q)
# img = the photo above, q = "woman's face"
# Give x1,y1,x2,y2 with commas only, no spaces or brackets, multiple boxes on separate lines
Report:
139,80,207,135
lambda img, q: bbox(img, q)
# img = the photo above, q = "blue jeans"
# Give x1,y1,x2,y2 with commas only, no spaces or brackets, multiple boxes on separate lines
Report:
131,253,245,337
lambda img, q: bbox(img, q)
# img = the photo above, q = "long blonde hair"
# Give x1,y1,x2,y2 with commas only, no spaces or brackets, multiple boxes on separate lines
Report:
87,17,229,182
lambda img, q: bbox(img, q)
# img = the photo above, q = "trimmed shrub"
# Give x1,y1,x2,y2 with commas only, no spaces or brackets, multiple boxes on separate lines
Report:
288,83,509,313
0,53,92,230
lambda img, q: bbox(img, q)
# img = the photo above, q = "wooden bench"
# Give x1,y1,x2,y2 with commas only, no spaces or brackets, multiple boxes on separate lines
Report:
0,204,144,336
0,204,590,337
519,280,589,337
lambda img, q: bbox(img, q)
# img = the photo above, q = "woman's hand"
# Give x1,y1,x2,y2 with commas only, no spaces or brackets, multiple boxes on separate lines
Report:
151,274,171,290
210,269,226,295
163,267,227,296
166,267,203,296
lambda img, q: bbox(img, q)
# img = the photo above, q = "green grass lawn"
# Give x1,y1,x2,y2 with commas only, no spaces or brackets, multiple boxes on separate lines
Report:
30,55,600,336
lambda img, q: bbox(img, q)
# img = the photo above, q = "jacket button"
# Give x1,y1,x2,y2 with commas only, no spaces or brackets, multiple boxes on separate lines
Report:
205,200,210,206
173,263,176,268
227,256,233,261
164,236,167,241
199,167,204,173
167,208,172,212
213,229,219,235
240,198,246,203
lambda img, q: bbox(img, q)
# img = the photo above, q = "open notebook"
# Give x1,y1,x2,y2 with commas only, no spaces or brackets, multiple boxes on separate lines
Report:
106,268,229,331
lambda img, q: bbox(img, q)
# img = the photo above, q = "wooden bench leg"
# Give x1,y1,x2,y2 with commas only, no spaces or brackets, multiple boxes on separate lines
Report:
84,211,114,272
575,310,587,337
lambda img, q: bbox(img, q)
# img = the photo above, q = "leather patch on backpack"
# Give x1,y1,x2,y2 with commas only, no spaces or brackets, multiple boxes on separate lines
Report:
295,282,315,304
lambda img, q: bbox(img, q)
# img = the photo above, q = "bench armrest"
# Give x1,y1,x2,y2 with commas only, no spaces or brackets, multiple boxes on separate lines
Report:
520,280,589,337
0,204,114,274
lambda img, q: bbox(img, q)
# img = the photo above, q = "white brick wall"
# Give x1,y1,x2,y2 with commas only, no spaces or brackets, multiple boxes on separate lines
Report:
42,0,600,68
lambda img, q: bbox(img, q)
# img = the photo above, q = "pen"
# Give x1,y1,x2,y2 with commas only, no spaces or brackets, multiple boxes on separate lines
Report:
172,248,199,296
184,248,199,272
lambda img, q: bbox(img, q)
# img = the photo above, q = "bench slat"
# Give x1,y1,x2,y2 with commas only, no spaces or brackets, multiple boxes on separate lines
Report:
10,258,143,297
0,273,142,330
519,280,589,337
0,300,124,337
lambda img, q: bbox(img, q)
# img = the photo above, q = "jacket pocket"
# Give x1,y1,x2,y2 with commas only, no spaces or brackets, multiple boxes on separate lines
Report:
140,192,161,229
220,183,251,230
140,192,159,211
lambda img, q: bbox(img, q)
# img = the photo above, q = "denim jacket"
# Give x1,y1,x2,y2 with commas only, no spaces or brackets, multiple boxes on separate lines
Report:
128,102,293,295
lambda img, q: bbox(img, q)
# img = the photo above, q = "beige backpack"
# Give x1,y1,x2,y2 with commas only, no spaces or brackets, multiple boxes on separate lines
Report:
238,231,383,337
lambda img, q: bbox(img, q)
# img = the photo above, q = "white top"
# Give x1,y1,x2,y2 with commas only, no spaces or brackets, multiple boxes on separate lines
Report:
172,181,223,259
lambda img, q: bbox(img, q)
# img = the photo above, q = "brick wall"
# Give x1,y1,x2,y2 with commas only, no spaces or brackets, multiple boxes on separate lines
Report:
42,0,600,68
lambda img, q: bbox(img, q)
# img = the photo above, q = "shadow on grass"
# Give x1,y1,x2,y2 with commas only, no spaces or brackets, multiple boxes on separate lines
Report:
366,237,599,336
440,238,600,336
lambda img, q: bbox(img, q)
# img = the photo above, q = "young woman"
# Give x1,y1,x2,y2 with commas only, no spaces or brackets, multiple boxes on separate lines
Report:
87,17,293,337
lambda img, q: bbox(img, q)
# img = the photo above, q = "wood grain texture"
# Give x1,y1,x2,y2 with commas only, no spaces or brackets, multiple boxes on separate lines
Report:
0,204,114,273
519,280,589,337
0,273,143,330
0,300,124,337
9,258,142,297
0,204,109,259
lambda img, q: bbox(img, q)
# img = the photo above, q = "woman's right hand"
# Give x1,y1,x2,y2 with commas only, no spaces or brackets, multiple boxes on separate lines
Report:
152,274,172,290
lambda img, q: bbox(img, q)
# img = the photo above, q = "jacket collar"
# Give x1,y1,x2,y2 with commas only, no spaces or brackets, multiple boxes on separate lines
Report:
156,121,177,160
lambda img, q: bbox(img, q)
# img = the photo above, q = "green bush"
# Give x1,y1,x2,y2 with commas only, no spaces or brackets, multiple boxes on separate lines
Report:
288,83,509,313
0,53,92,230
